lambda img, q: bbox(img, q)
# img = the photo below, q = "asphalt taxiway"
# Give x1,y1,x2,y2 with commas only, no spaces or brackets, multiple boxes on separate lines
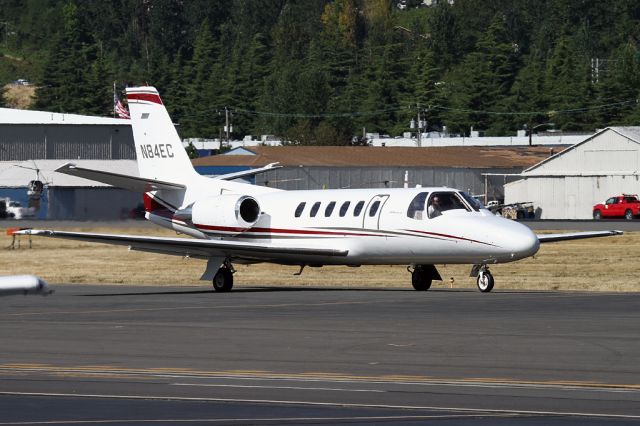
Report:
0,285,638,425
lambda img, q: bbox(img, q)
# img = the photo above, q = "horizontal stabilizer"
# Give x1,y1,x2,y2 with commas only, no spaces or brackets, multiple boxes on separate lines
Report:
537,230,623,243
211,162,282,181
56,163,185,192
14,229,349,262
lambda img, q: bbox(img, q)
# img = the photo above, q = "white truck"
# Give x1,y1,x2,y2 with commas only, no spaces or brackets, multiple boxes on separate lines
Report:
2,199,35,220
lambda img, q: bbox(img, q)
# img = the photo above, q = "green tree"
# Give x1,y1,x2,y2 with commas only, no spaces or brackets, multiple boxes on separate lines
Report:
180,19,220,138
596,43,640,126
443,14,521,134
544,36,595,131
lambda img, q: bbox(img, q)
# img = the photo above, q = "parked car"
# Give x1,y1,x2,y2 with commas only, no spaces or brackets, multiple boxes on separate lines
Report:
593,194,640,220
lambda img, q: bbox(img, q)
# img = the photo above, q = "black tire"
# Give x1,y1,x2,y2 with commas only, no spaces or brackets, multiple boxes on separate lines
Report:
212,268,233,292
625,209,634,220
593,210,602,220
411,267,432,291
477,271,494,293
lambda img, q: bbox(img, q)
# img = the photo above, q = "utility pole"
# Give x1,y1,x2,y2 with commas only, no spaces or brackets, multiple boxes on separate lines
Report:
224,107,233,143
412,103,425,147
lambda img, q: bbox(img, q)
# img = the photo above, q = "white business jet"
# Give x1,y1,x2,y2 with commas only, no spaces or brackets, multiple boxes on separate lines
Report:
16,87,622,293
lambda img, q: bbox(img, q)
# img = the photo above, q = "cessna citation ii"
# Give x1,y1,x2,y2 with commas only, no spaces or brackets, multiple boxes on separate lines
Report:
17,87,622,293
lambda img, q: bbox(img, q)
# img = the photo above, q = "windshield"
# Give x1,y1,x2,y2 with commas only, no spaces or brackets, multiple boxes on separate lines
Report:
426,192,470,219
460,192,484,211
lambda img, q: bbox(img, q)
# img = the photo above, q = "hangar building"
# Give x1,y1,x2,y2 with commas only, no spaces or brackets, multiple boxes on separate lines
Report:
0,107,134,161
192,146,556,202
0,160,141,220
0,108,137,219
504,127,640,219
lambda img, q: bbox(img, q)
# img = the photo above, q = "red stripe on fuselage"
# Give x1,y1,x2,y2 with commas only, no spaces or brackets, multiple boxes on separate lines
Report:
195,224,383,237
127,92,163,105
406,229,495,246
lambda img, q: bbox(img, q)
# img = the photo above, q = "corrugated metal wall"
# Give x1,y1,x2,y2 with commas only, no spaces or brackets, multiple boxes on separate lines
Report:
505,174,640,219
47,187,143,220
505,130,640,219
0,124,135,161
254,166,521,201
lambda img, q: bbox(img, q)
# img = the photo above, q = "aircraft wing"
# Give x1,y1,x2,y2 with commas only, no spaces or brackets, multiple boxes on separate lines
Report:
56,163,185,192
537,230,623,243
14,230,348,262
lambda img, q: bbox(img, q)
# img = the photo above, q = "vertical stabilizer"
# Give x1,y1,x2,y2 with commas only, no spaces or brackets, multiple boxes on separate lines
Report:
126,87,198,183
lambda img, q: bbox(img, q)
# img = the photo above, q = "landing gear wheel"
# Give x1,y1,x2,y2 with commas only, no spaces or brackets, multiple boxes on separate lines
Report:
411,266,432,291
477,270,494,293
625,209,634,220
212,267,234,292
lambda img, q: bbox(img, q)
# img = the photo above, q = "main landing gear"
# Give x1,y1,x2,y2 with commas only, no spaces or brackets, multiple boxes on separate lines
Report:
471,264,494,293
212,261,235,292
409,264,442,291
409,264,495,293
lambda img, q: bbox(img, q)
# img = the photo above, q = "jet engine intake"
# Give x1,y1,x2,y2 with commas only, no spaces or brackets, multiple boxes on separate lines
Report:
189,195,261,234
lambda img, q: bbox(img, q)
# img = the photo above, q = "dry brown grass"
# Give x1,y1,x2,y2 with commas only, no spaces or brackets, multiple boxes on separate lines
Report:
1,225,638,291
3,84,35,109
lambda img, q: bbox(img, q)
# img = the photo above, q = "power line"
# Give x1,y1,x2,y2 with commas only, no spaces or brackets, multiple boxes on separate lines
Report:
228,99,638,119
174,98,637,121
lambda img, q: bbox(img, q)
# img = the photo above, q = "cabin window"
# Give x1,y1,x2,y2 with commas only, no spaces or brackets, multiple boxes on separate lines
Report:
407,192,429,219
368,200,381,216
294,202,306,217
325,201,336,217
353,201,365,216
310,201,321,217
339,201,350,217
460,191,483,212
427,192,470,219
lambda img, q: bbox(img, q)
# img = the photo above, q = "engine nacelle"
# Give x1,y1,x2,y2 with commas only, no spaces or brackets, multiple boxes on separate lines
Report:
182,195,261,234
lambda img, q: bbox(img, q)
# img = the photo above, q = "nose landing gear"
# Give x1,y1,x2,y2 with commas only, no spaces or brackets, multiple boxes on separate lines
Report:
471,264,494,293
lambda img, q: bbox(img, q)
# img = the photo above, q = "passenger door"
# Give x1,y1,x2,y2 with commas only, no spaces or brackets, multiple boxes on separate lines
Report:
603,197,617,217
362,195,390,230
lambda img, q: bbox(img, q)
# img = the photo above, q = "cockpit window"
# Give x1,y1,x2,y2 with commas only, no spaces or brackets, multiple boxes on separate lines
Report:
427,192,470,219
407,192,429,219
460,191,483,212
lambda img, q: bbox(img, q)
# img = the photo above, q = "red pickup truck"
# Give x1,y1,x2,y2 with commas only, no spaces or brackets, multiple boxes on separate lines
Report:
593,195,640,220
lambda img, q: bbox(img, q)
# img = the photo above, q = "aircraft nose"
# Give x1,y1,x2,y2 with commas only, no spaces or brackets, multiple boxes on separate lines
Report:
502,222,539,260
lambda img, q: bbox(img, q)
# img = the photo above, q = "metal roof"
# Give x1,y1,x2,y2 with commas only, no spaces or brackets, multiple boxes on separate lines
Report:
0,160,138,187
192,146,556,169
0,107,132,126
522,126,640,173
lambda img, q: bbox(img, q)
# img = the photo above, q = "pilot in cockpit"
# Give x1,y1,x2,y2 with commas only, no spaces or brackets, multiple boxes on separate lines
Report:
428,196,442,218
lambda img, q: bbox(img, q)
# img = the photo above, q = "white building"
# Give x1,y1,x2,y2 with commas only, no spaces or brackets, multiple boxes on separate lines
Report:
504,127,640,219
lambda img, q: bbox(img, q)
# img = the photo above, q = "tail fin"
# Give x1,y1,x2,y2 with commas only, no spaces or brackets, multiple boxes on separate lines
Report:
126,87,198,183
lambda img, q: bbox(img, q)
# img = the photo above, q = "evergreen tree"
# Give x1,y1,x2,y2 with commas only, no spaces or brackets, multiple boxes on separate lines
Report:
5,0,639,137
443,14,520,135
181,19,219,138
596,43,640,126
544,36,595,131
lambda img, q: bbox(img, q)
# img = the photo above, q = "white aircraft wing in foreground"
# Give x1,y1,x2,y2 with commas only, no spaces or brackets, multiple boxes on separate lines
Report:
15,86,623,293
